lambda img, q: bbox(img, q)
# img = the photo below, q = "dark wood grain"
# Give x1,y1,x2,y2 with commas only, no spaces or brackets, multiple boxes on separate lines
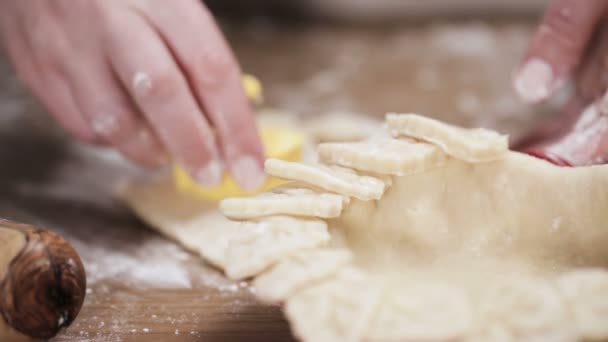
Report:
0,219,86,340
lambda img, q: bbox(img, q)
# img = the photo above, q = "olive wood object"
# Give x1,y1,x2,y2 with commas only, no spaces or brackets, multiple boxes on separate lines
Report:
0,219,86,340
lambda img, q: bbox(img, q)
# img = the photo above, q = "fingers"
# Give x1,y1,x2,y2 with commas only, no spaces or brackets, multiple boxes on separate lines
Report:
514,0,608,103
511,96,588,151
2,22,96,143
33,72,98,144
3,0,267,189
61,55,168,167
106,12,224,186
541,100,608,166
575,23,608,104
145,1,266,190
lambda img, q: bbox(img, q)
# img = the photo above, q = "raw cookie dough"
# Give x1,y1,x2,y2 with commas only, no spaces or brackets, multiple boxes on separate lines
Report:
220,186,347,220
121,113,608,342
120,174,245,269
305,111,384,143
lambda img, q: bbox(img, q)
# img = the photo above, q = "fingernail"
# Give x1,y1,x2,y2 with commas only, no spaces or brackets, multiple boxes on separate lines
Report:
232,155,266,191
194,159,223,187
514,58,554,103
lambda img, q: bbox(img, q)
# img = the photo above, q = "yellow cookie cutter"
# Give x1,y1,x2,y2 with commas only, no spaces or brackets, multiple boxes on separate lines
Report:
172,74,304,201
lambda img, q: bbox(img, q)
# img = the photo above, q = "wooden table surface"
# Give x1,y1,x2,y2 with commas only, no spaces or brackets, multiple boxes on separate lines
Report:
0,15,547,342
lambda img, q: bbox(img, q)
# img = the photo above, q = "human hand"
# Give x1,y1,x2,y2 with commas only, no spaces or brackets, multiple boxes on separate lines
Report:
0,0,266,190
512,0,608,166
514,0,608,104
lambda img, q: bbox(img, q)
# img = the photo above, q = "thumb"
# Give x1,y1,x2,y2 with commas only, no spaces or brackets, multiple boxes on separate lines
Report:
514,0,608,103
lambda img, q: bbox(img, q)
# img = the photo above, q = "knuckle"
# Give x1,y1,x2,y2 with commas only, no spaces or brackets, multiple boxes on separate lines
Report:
90,113,123,141
133,68,181,101
227,117,250,138
89,111,138,144
57,116,99,143
117,130,166,167
196,51,236,88
68,125,98,144
220,120,254,157
117,147,153,167
540,5,585,53
544,3,576,29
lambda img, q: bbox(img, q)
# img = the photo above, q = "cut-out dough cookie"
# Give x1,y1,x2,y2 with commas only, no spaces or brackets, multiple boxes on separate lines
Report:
478,277,576,341
220,187,345,220
224,216,330,280
285,267,382,342
264,159,386,200
386,112,509,162
318,136,445,175
304,111,383,143
366,284,473,341
119,176,243,269
122,112,608,342
253,248,352,303
557,269,608,340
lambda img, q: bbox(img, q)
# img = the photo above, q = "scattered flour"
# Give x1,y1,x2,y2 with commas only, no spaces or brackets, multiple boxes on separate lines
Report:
72,237,194,289
429,23,497,58
72,233,248,292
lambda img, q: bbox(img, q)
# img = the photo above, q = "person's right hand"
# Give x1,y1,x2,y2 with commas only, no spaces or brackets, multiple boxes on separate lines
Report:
514,0,608,104
0,0,266,190
511,0,608,166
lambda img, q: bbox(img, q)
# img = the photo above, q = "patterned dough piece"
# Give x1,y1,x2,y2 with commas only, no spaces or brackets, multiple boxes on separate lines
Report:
253,248,353,303
479,277,576,341
557,268,608,340
318,137,445,176
220,187,345,220
366,284,473,341
119,176,243,269
285,267,382,342
304,111,383,143
386,113,508,162
362,172,393,187
121,111,608,342
265,159,386,200
224,216,330,280
467,324,514,342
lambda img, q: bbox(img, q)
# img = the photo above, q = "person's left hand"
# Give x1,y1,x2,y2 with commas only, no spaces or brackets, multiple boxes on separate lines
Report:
0,0,266,190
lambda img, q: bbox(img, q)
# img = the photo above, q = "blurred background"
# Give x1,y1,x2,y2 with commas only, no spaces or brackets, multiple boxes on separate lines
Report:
208,0,549,22
203,0,556,138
